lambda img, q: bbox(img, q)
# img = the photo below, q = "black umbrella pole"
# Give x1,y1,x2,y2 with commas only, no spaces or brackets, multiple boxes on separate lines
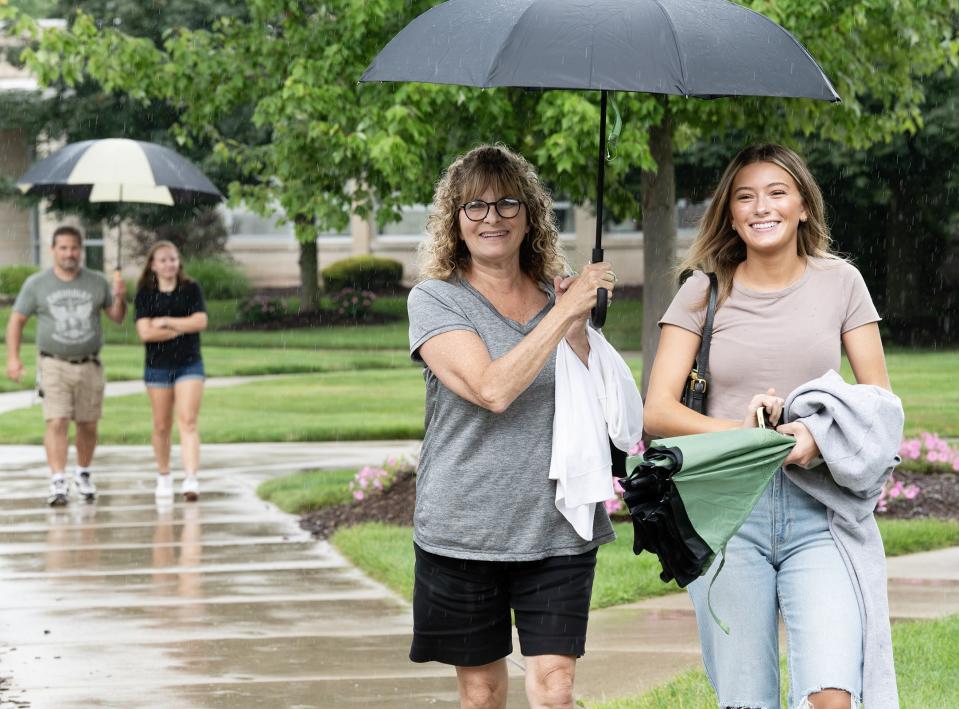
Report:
591,89,609,328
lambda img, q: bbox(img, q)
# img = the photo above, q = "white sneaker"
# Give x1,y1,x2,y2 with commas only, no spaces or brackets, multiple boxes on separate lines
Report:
74,471,97,501
155,474,174,501
181,476,199,502
48,476,69,507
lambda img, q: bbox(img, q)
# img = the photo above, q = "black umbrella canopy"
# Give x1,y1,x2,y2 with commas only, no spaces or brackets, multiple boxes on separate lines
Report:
361,0,839,100
362,0,840,325
17,138,223,207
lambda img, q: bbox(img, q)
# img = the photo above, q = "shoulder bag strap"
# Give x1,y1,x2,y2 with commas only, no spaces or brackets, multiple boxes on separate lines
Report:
696,273,718,378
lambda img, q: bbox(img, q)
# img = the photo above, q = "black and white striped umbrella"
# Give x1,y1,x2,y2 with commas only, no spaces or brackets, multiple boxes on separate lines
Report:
17,138,223,206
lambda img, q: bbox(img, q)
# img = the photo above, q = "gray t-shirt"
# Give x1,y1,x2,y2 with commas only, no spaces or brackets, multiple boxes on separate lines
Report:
13,268,113,358
408,277,615,561
659,257,881,421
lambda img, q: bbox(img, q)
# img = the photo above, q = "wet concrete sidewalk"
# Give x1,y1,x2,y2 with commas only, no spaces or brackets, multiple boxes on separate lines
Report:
1,443,957,708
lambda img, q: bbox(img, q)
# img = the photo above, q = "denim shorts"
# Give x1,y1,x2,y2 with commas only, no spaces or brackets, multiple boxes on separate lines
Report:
144,360,206,388
687,470,863,709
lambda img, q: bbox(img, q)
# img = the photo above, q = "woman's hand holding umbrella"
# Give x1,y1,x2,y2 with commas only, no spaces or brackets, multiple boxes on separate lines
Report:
742,389,785,428
554,262,615,354
553,262,616,317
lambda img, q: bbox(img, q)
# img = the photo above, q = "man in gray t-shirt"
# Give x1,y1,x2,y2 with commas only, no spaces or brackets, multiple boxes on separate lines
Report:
5,226,126,506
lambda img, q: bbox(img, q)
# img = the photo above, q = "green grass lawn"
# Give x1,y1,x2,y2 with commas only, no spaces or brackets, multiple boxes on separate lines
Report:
0,369,426,444
3,348,950,439
586,614,959,708
0,298,411,351
0,344,413,393
328,518,959,610
257,469,357,514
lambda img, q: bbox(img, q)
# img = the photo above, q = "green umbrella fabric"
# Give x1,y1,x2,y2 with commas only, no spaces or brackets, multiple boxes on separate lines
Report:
621,426,795,631
650,427,796,551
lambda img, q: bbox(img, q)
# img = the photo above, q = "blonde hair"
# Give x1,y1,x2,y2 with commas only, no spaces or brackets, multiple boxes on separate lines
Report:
418,144,567,282
678,143,839,306
137,240,192,291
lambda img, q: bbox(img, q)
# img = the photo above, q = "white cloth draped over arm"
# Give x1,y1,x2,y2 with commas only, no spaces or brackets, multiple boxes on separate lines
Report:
550,328,644,540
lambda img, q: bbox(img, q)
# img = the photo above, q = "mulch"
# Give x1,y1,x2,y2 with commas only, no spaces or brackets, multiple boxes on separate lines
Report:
299,470,958,539
879,470,959,520
299,471,416,538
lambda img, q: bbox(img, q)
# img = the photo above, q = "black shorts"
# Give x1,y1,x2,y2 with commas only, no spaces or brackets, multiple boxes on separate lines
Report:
410,544,598,667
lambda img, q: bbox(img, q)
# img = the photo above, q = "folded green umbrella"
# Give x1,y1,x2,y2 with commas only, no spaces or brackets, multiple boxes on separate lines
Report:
621,426,796,631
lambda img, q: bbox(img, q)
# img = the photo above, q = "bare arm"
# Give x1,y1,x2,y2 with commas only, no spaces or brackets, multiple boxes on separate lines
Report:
135,317,179,343
643,324,742,436
419,264,612,413
842,322,891,390
553,274,590,365
105,272,127,324
105,297,127,324
5,311,28,381
777,322,890,467
154,312,209,334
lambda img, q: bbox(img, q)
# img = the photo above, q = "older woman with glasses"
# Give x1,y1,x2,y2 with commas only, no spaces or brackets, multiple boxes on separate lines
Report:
406,144,618,708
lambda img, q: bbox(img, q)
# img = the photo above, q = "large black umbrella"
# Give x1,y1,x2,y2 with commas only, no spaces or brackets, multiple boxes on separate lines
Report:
17,138,223,269
361,0,840,325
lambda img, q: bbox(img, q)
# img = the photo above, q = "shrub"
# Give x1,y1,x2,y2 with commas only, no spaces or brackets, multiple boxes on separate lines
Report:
898,432,959,474
0,265,40,295
184,258,251,300
130,207,229,260
321,255,403,293
331,287,376,321
349,454,417,501
877,475,921,513
237,295,287,324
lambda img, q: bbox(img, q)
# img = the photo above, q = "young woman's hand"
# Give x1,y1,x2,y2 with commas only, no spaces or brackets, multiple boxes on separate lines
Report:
742,388,784,428
777,420,821,467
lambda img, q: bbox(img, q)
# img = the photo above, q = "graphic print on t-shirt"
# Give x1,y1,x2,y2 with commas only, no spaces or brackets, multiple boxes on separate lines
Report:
47,289,95,345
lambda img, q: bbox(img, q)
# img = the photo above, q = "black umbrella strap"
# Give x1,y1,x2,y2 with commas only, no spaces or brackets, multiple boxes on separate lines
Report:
707,545,731,635
606,93,623,160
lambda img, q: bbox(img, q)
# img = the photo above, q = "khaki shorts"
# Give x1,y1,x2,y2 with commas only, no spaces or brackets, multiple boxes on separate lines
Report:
38,356,105,422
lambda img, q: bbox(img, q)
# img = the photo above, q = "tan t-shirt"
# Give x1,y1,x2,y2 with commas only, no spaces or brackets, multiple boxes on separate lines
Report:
659,257,880,422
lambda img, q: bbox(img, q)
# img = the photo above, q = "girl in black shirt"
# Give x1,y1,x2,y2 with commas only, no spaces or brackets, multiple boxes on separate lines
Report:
135,241,208,502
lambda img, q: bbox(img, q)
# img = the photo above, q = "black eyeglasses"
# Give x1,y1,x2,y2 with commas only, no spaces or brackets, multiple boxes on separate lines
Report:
459,197,523,222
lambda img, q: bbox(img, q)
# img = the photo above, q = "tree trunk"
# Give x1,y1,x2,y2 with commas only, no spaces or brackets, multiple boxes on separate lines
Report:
639,102,677,397
296,216,320,314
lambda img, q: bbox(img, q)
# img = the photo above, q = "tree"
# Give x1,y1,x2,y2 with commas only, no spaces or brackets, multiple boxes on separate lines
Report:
7,0,956,337
522,1,958,390
3,2,461,310
0,1,249,260
807,67,959,345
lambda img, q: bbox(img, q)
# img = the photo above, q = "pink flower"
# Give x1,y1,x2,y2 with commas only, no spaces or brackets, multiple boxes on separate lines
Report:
953,459,959,472
903,485,920,500
604,498,624,514
353,490,365,501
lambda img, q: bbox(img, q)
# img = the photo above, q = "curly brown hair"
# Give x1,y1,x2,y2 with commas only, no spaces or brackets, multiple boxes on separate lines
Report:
678,143,840,307
418,144,567,282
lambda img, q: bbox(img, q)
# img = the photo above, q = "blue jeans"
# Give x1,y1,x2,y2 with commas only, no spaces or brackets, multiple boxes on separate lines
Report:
687,471,863,709
144,359,205,388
